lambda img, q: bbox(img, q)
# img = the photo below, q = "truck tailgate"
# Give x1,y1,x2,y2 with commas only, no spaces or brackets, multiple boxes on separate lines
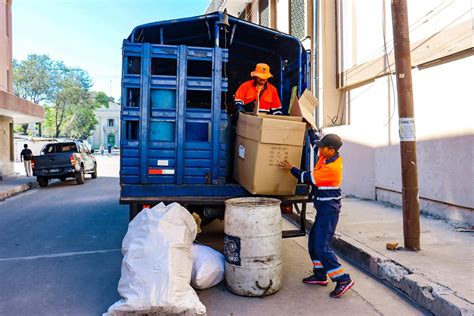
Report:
33,153,74,171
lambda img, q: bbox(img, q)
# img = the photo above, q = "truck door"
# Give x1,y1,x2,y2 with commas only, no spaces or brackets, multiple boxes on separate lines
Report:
120,43,229,185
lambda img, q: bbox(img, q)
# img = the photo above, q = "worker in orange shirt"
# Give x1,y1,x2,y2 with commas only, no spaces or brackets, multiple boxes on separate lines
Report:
280,133,354,298
234,63,282,115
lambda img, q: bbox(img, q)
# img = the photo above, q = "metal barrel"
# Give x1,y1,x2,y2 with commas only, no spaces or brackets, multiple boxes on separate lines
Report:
224,197,282,297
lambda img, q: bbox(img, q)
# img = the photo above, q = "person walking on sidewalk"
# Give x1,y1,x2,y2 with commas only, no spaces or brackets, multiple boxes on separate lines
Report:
20,144,33,177
280,131,354,298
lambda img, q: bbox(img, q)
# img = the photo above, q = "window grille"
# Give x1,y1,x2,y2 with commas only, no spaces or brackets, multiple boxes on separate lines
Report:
290,0,305,39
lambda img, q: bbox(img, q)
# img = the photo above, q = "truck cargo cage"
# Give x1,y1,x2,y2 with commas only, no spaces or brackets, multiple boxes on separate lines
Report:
120,11,313,238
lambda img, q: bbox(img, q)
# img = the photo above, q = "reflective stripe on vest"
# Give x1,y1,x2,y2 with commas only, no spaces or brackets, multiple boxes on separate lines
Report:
316,196,342,201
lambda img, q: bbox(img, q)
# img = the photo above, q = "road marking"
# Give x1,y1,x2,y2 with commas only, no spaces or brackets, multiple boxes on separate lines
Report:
0,249,121,262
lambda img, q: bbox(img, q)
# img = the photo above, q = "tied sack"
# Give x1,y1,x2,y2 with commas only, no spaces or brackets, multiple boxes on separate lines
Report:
104,203,206,316
191,244,225,290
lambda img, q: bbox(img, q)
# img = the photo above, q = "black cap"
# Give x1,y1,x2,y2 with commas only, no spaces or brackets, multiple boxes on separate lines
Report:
315,134,342,151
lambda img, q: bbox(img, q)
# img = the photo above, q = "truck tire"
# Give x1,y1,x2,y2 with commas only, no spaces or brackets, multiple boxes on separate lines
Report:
91,163,97,179
37,177,48,188
76,167,85,185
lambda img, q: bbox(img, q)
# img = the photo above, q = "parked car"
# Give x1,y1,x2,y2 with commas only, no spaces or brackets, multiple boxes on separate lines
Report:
32,141,97,187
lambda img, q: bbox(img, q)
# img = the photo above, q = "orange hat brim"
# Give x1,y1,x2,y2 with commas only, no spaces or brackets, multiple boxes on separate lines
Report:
250,71,273,79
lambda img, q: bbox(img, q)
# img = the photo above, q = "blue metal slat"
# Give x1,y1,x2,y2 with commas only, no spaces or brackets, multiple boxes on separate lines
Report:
185,159,211,167
176,45,187,184
121,176,140,184
147,149,175,158
211,47,223,184
139,43,152,183
122,157,139,166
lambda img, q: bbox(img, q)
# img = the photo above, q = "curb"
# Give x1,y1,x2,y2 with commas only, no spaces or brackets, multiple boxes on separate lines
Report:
284,214,474,316
0,181,38,202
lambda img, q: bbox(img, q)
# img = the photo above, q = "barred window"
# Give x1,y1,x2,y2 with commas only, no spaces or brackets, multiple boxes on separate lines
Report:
290,0,305,39
259,0,270,27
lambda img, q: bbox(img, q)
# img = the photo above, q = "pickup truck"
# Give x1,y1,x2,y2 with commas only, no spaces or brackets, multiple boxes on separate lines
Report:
32,141,97,187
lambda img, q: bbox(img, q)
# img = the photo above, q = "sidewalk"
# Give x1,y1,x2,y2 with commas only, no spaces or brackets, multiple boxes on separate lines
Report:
296,198,474,315
0,175,37,201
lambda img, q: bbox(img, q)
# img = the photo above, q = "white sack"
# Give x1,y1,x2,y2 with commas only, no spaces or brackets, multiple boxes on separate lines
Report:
191,244,225,289
105,203,206,316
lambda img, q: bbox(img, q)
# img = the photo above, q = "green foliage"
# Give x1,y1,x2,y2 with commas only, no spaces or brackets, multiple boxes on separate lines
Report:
13,54,110,139
13,55,52,104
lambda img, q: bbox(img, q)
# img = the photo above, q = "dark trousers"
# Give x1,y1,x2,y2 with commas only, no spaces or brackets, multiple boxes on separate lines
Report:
308,200,349,281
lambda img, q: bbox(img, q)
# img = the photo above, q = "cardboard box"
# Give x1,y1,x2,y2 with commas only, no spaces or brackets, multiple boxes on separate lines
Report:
233,113,306,195
289,89,319,129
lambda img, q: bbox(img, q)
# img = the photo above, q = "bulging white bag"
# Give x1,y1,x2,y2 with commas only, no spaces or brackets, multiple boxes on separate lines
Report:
105,203,206,316
191,244,225,289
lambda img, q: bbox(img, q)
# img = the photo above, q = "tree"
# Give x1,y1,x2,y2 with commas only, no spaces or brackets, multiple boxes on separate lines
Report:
12,54,105,140
12,55,53,135
51,75,87,138
64,91,109,140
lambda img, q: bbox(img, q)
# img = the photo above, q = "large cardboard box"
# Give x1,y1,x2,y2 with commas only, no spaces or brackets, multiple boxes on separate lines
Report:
233,113,306,195
289,89,319,128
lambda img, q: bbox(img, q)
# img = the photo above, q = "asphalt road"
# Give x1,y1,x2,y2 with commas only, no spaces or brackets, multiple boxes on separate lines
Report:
0,156,427,315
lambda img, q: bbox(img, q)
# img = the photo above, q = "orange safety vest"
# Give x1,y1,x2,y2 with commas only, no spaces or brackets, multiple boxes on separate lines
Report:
234,80,282,113
310,153,342,201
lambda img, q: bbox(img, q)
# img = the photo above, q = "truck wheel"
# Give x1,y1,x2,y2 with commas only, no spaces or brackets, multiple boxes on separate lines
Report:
76,167,85,185
37,177,48,188
91,163,98,179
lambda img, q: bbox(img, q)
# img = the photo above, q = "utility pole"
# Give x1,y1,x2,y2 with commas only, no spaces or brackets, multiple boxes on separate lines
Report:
391,0,420,250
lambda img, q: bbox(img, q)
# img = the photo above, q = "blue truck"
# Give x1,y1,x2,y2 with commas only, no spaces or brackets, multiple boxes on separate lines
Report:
120,11,312,237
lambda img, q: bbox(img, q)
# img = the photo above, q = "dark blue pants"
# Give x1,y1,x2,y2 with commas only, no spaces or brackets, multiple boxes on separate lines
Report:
308,200,349,282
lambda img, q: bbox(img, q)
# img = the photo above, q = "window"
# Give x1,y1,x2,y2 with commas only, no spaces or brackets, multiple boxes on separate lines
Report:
259,0,269,27
239,3,252,21
108,119,114,127
289,0,305,39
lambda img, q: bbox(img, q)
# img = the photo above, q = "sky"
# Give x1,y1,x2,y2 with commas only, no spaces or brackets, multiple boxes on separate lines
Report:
12,0,211,102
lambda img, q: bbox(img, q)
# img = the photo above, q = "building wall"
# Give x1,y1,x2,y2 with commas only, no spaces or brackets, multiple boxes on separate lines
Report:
88,103,121,149
0,0,12,93
323,1,474,224
0,0,13,179
218,0,474,223
0,115,13,179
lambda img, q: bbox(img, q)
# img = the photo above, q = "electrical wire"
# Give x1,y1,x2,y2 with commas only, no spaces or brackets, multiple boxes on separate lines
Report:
382,0,397,127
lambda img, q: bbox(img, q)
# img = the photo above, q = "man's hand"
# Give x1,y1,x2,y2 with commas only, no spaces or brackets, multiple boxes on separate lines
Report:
279,160,293,170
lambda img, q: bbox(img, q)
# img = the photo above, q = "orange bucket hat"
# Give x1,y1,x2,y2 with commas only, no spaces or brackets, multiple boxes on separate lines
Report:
250,63,273,79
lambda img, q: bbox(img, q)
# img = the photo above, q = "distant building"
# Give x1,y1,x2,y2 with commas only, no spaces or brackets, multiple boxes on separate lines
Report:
0,0,44,179
88,101,120,149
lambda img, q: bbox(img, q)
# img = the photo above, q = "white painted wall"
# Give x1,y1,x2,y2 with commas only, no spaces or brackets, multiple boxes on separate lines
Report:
316,0,474,224
329,57,474,223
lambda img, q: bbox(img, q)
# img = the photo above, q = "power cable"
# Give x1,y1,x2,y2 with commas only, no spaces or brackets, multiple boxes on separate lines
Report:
382,0,397,127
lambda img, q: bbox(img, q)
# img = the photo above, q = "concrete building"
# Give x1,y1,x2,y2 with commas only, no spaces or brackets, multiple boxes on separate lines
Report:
207,0,474,224
0,0,44,179
88,101,120,150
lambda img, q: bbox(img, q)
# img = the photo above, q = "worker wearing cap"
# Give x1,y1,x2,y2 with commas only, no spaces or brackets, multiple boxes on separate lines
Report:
234,63,282,115
280,132,354,298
